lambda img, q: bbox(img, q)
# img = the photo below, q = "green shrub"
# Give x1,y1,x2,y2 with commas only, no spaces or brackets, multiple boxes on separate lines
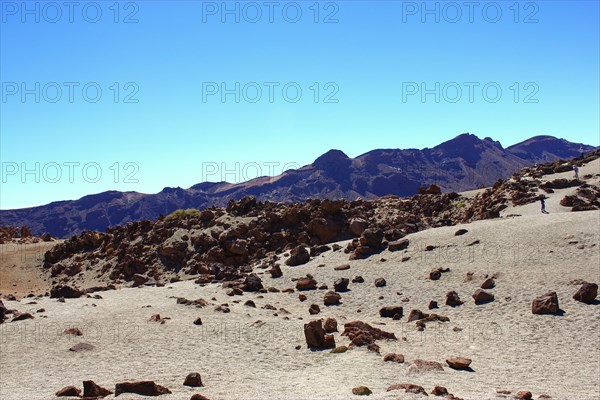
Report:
165,208,201,221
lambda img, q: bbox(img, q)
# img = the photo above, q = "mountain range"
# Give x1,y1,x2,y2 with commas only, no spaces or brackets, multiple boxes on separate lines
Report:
1,133,595,238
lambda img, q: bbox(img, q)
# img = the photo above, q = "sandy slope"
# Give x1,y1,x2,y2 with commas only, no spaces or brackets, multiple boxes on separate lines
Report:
0,241,56,297
1,208,598,400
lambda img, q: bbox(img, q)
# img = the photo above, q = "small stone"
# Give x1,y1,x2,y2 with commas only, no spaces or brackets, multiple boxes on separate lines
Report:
352,386,372,396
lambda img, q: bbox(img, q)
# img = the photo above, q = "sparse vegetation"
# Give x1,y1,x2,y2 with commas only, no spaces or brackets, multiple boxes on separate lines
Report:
165,208,201,221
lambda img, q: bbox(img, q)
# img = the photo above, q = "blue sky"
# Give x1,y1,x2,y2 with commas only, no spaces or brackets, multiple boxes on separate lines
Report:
1,0,599,209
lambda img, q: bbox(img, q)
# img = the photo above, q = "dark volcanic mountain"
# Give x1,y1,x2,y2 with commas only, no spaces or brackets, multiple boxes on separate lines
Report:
1,133,595,237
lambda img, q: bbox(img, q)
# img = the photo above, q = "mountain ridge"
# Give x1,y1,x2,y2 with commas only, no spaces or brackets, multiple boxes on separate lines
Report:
1,133,596,237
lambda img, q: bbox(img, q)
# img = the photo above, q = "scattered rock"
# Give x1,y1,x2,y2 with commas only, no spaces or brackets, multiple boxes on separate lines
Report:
309,304,321,315
407,359,444,373
334,278,350,292
481,277,496,289
383,353,404,363
324,291,341,306
324,317,338,333
114,381,172,396
296,277,318,291
374,278,386,288
50,285,84,299
64,328,83,336
193,318,203,325
379,306,403,319
446,291,463,307
183,372,203,387
428,301,438,310
431,386,449,396
472,289,495,305
69,342,95,352
532,292,560,315
190,395,210,400
446,356,472,370
352,276,364,283
269,264,283,278
286,245,310,266
454,229,468,236
83,380,112,398
341,320,396,346
352,386,372,396
304,319,335,349
334,264,351,271
387,383,427,395
56,386,82,397
515,391,533,400
388,239,409,252
330,345,348,354
573,282,598,304
298,294,307,302
12,312,34,322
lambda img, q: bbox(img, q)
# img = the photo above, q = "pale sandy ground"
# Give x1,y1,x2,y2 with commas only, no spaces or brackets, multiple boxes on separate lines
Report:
0,209,598,400
1,159,599,400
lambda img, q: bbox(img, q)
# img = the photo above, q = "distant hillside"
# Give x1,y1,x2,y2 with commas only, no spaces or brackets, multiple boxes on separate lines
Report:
0,133,595,237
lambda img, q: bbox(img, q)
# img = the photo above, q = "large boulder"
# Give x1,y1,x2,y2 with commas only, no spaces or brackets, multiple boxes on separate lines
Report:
83,380,112,398
446,356,472,370
56,386,82,397
304,319,336,349
324,291,342,306
388,238,409,252
243,274,263,292
532,292,560,315
379,306,403,319
183,372,203,387
445,291,463,307
341,320,396,346
286,246,310,266
296,277,318,291
349,218,369,236
334,278,350,292
573,282,598,304
472,289,495,305
50,285,84,299
360,228,384,248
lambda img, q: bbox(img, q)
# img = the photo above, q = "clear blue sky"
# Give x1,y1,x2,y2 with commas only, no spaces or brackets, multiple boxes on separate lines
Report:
1,0,599,209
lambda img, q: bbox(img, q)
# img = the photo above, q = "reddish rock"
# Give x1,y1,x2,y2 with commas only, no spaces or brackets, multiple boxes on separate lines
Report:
341,320,396,346
64,328,83,336
472,289,495,305
269,264,283,278
446,356,472,370
83,380,112,398
429,269,442,280
243,274,263,292
56,385,82,397
324,291,341,306
515,391,533,400
374,278,387,287
183,372,203,387
296,277,318,291
379,306,403,319
408,359,444,373
324,317,338,333
383,353,404,363
428,300,438,309
532,292,560,315
298,294,307,302
388,238,410,252
431,386,449,396
69,342,95,352
349,218,369,236
407,309,426,322
573,282,598,304
446,291,463,307
286,246,310,266
12,312,34,322
309,304,321,315
387,383,427,395
454,229,468,236
334,264,351,271
304,319,335,349
481,277,496,289
190,395,210,400
50,285,84,299
114,381,172,396
334,278,350,292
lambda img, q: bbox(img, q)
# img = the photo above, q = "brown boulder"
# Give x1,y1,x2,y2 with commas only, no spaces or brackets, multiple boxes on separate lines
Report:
408,359,444,373
352,386,372,396
429,269,442,280
69,342,95,352
309,304,321,315
360,228,384,248
573,282,598,304
269,264,283,278
446,356,472,370
243,274,263,292
383,353,404,363
286,246,310,266
304,319,336,349
387,383,427,395
183,372,203,387
190,395,210,400
114,381,171,396
341,320,396,346
83,380,112,398
324,317,338,333
296,277,317,291
481,277,495,289
374,278,387,288
532,292,560,315
388,239,409,252
334,278,350,292
50,285,83,299
324,291,342,306
12,312,34,322
56,386,82,397
446,291,463,307
379,306,403,319
472,289,495,305
407,309,426,322
349,218,369,236
515,391,533,400
64,328,83,336
431,386,449,396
